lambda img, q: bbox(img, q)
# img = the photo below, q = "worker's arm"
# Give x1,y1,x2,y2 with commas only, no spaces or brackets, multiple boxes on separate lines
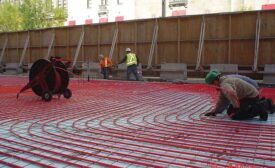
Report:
99,60,104,69
136,55,140,65
222,85,239,109
205,93,227,116
119,56,127,64
214,94,228,113
107,58,112,66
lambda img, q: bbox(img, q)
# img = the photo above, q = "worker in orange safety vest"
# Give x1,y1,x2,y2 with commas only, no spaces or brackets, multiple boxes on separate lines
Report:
99,54,113,79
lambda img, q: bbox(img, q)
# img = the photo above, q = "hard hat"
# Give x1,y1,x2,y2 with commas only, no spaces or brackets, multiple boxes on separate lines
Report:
205,70,221,84
99,54,104,59
126,48,131,52
211,69,220,74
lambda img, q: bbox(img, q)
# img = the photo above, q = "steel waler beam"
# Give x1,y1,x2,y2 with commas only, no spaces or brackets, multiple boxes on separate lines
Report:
196,16,205,71
0,36,8,73
18,33,30,73
0,37,8,64
109,24,119,60
44,32,55,60
253,12,261,72
72,31,85,68
147,19,159,69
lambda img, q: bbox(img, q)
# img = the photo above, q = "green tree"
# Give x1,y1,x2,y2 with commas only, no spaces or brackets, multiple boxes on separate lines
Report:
0,3,22,32
20,0,67,30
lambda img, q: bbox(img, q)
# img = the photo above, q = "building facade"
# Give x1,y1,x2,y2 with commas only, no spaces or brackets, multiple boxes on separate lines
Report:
0,0,22,4
1,0,275,25
66,0,275,25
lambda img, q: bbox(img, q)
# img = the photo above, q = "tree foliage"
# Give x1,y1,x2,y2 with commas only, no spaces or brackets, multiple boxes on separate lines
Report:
0,3,22,32
0,0,67,32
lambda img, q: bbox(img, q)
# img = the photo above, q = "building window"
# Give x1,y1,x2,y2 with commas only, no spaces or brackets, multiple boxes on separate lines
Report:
87,0,92,8
169,0,188,8
117,0,122,5
57,0,67,9
101,0,107,5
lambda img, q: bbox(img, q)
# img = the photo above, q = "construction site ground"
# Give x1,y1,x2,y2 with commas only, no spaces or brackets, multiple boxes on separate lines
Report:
0,75,275,168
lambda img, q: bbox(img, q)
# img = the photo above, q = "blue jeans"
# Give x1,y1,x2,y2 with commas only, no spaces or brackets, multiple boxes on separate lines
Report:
101,67,110,79
127,65,139,81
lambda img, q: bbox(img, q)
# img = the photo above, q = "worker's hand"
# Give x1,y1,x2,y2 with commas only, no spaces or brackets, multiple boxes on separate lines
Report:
227,107,238,116
205,112,216,116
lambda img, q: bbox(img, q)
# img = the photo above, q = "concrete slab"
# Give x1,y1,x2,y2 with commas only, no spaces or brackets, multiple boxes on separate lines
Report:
0,76,275,167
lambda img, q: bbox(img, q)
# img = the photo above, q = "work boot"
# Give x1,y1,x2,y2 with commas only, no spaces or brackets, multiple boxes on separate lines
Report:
259,106,268,121
270,104,275,114
259,97,266,101
266,99,274,114
256,100,268,121
260,111,268,121
259,99,271,110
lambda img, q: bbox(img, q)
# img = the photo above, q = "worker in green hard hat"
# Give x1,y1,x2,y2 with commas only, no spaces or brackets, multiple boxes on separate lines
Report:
209,69,274,114
204,70,269,121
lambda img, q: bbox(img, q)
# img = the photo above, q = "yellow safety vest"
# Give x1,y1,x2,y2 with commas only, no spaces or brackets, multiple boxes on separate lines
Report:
126,53,137,66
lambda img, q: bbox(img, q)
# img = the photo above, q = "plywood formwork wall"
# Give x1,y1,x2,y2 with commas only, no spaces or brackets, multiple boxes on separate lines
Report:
0,10,275,69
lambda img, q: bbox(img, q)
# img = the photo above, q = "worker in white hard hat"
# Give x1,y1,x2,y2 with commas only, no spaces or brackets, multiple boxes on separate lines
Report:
118,48,140,81
99,54,112,79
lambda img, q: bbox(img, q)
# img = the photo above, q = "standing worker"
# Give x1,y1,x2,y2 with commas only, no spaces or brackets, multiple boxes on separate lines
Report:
99,54,112,79
119,48,140,81
204,70,269,121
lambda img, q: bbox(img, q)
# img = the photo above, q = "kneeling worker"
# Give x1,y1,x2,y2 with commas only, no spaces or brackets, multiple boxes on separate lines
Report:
205,70,268,121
